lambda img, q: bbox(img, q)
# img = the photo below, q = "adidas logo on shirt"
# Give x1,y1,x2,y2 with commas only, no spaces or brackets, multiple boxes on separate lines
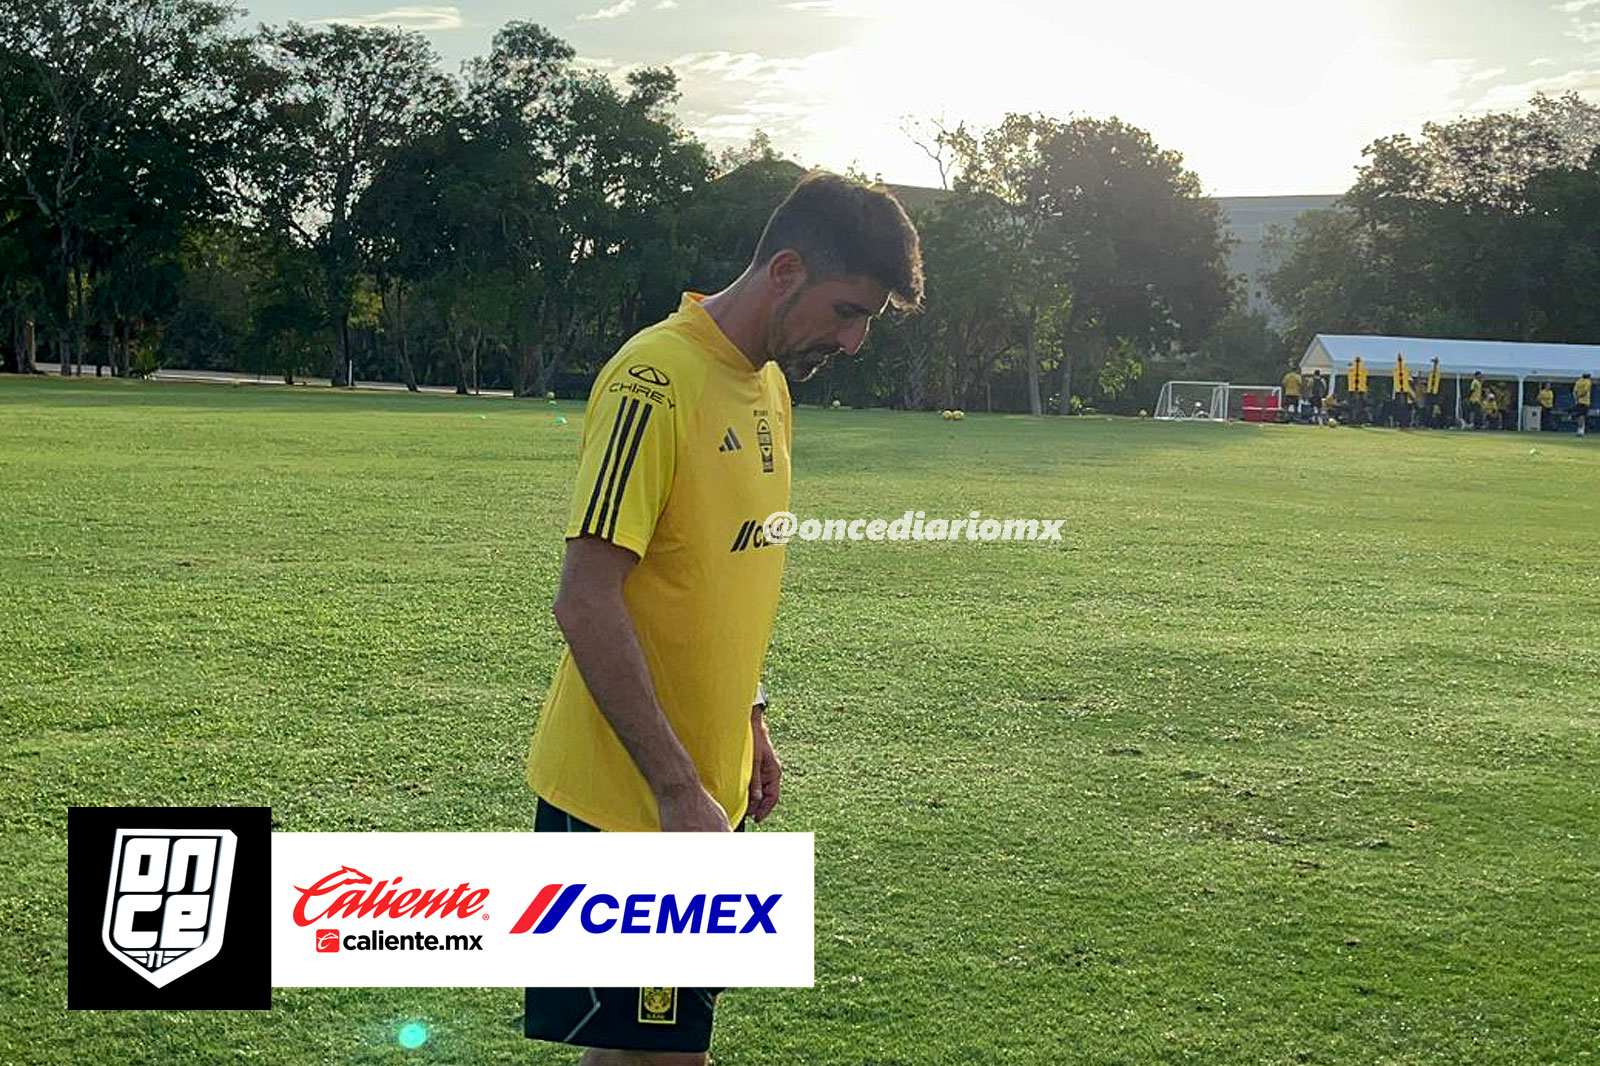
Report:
718,428,742,452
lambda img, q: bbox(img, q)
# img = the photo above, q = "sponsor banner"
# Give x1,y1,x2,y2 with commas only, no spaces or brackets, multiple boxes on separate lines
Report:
272,833,813,987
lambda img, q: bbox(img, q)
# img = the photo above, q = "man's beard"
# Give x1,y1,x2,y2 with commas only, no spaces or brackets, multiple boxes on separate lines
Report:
774,344,839,382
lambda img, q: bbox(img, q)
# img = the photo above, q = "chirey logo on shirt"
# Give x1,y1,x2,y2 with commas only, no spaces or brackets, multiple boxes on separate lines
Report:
101,829,237,988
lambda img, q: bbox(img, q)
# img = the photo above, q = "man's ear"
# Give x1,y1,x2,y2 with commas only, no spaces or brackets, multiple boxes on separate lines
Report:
765,249,807,297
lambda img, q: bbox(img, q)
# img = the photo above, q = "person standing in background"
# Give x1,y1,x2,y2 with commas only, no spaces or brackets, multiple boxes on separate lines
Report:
1307,369,1329,425
1538,382,1555,432
1282,365,1302,423
1575,373,1592,436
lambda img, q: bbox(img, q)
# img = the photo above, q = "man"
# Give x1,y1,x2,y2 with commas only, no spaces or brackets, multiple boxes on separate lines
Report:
1281,365,1302,422
522,172,923,1065
1538,382,1555,432
1467,371,1485,429
1482,386,1500,431
1306,369,1328,425
1575,372,1592,436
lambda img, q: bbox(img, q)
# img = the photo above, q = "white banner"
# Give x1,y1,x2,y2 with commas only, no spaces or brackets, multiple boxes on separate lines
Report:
271,833,814,987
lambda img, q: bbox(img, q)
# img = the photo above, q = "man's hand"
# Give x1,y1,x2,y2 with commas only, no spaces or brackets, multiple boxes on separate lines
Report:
749,706,781,823
657,782,732,832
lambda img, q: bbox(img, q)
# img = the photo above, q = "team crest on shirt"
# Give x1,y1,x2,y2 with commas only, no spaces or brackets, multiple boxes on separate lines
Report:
639,986,677,1024
756,418,774,473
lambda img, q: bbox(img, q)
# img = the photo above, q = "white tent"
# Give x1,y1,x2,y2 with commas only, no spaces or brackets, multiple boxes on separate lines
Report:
1300,334,1600,430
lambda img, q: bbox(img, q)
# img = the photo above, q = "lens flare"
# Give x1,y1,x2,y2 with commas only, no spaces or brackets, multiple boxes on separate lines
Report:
397,1021,429,1049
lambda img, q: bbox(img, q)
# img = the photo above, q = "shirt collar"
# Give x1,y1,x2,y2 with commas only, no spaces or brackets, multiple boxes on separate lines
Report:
677,292,762,375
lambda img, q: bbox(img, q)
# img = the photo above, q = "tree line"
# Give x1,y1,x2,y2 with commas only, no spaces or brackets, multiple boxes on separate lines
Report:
4,0,1596,414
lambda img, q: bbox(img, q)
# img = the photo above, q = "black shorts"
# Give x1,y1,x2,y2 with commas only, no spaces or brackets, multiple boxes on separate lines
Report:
522,797,739,1054
1575,403,1591,417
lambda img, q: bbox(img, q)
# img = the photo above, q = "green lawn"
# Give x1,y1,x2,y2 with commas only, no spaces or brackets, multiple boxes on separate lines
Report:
2,375,1597,1066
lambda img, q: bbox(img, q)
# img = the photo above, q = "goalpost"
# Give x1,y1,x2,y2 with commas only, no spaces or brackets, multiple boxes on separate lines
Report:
1154,381,1228,421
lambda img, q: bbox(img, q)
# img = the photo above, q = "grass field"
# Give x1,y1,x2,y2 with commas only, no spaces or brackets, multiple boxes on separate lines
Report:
2,374,1597,1066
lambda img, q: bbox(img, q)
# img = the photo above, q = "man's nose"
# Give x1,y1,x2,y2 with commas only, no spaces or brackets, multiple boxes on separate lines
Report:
838,317,871,356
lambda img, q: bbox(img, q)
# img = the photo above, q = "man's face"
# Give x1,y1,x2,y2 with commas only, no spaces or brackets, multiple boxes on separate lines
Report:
767,273,891,382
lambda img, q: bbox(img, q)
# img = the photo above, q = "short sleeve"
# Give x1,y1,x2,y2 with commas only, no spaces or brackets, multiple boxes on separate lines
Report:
564,361,679,558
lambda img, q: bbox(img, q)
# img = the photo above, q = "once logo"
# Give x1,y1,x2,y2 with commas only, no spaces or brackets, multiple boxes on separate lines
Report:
510,884,781,935
292,866,489,926
100,829,237,988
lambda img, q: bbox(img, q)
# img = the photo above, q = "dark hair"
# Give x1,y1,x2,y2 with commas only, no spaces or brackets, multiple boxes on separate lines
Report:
753,171,923,311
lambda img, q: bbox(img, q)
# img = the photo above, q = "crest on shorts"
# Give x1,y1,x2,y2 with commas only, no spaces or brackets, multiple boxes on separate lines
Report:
101,829,237,988
638,986,678,1024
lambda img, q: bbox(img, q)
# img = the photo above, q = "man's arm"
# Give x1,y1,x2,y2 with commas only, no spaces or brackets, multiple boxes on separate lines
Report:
551,535,730,832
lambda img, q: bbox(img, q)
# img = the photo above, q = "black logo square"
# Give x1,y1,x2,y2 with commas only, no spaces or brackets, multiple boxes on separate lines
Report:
68,807,271,1009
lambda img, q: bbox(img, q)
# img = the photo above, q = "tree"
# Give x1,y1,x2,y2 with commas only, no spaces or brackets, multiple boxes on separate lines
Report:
1033,117,1234,414
0,0,243,374
946,113,1233,414
684,155,805,288
1267,93,1600,346
244,21,450,386
945,114,1071,415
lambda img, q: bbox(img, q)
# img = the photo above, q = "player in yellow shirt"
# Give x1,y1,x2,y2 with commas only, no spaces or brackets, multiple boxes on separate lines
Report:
1576,372,1592,436
523,173,923,1064
1282,367,1302,421
1482,385,1502,430
1538,383,1555,432
1467,372,1485,429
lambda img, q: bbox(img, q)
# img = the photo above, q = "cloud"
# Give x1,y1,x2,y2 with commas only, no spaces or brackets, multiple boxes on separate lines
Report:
1461,64,1600,112
655,0,679,8
310,5,462,30
1552,0,1600,12
578,0,639,19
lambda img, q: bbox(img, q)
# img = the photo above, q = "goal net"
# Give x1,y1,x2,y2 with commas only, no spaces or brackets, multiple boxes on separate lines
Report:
1154,381,1228,421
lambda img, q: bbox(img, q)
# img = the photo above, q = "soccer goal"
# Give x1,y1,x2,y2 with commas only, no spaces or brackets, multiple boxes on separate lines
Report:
1154,381,1228,421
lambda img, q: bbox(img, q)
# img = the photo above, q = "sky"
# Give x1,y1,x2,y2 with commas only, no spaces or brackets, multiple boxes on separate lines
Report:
242,0,1600,196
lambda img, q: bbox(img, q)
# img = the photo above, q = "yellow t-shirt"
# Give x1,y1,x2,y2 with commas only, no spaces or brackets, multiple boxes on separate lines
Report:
1282,371,1301,398
526,293,793,831
1538,388,1554,409
1576,378,1593,405
1469,378,1483,402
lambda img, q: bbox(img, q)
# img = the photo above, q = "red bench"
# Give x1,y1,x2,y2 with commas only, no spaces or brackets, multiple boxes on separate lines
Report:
1241,392,1282,422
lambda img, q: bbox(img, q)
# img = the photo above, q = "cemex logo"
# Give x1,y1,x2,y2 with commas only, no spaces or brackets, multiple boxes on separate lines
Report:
68,807,271,1009
291,866,490,925
510,884,782,935
729,517,781,553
